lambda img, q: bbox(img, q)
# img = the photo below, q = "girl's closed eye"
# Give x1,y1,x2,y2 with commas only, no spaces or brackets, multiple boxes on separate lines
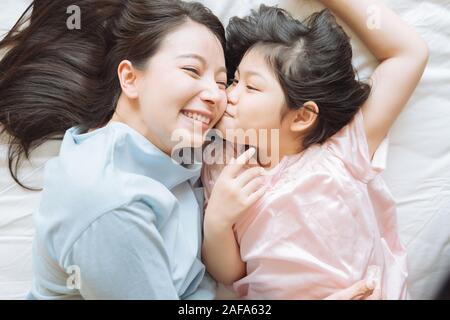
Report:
246,84,259,92
182,66,201,77
229,78,259,92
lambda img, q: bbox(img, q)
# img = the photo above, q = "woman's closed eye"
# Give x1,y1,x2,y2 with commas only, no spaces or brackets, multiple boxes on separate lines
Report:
229,78,239,87
217,81,227,90
184,67,226,89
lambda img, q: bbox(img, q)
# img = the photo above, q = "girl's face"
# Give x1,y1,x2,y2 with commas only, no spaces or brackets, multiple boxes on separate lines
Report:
215,48,291,153
116,21,227,155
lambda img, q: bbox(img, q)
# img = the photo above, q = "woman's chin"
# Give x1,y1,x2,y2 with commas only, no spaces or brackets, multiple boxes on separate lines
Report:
170,130,203,150
215,118,233,137
186,133,205,149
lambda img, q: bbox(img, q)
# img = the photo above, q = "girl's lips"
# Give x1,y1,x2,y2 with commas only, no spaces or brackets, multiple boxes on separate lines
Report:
223,111,235,118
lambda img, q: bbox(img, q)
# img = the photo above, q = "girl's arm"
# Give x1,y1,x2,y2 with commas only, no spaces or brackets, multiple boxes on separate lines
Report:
320,0,429,158
202,148,266,285
202,217,246,285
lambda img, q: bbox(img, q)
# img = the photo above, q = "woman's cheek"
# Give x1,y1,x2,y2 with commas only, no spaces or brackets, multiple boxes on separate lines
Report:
217,93,227,118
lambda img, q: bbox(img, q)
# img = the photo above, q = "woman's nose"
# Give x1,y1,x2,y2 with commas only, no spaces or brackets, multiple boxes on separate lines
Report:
200,82,223,107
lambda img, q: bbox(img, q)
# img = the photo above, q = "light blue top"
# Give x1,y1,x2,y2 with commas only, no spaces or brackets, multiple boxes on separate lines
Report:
29,122,215,299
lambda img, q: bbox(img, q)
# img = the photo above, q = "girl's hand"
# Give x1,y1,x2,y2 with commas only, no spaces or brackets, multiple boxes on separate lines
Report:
205,147,266,228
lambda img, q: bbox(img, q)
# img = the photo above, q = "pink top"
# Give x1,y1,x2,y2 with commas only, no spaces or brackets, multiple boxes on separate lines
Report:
202,111,408,299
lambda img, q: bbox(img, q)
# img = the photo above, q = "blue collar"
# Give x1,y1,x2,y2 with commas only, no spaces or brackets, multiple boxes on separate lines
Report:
68,122,201,189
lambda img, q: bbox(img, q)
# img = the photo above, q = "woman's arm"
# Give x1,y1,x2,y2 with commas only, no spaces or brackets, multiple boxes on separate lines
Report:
320,0,429,158
68,203,179,299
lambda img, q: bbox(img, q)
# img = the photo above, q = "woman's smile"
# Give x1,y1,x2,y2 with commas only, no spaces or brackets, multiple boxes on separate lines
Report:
180,108,213,131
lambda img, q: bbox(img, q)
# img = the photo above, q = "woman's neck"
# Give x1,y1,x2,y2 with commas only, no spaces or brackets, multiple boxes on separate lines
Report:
109,97,171,156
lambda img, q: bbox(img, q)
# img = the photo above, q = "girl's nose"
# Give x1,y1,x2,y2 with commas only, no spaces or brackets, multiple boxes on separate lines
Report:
226,85,238,105
225,103,237,117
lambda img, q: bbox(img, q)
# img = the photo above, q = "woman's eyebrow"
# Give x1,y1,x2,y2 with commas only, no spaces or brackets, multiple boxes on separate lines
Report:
177,53,227,74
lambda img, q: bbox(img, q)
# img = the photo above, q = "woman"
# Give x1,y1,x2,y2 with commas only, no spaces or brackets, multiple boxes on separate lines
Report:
1,0,377,299
0,0,100,299
1,0,227,299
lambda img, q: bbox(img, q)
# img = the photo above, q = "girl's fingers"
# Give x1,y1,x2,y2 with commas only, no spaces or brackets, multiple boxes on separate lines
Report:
245,185,267,207
242,176,265,195
236,166,265,187
226,148,256,177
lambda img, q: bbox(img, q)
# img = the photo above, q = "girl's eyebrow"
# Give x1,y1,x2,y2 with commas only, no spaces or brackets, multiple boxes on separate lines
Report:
237,68,267,84
177,53,227,75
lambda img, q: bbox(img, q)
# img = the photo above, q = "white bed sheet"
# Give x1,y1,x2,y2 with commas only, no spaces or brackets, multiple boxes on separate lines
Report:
1,0,449,299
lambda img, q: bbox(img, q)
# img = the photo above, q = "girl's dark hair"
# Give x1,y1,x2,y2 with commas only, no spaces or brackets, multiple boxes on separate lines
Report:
0,0,225,189
226,5,371,149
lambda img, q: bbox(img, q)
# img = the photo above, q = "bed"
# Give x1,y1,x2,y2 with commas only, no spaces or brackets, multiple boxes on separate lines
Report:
1,0,449,299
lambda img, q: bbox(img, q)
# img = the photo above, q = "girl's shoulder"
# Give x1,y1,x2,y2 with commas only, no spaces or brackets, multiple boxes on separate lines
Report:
271,110,389,193
322,110,389,184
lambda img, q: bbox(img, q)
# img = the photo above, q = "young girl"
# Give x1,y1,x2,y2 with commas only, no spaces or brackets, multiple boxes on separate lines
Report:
202,0,428,299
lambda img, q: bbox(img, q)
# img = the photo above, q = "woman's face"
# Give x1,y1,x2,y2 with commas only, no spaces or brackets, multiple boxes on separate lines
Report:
118,20,227,155
215,47,289,150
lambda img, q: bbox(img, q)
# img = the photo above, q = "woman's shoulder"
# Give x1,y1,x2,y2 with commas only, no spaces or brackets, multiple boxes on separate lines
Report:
49,122,162,187
44,124,122,195
40,124,170,222
39,122,193,235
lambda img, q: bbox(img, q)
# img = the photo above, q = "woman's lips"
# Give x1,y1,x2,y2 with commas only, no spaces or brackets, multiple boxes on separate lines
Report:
180,112,210,131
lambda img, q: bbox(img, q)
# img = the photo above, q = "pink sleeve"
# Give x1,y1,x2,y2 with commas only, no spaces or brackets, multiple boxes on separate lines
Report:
324,110,389,183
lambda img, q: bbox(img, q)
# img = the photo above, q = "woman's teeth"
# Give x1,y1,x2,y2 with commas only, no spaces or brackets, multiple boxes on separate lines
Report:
182,111,211,125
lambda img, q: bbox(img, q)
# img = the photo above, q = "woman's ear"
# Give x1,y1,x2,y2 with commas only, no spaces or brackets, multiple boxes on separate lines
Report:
117,60,140,99
290,101,319,133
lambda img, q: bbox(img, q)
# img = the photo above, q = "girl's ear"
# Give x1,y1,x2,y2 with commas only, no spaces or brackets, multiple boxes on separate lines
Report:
290,101,319,133
117,60,140,99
